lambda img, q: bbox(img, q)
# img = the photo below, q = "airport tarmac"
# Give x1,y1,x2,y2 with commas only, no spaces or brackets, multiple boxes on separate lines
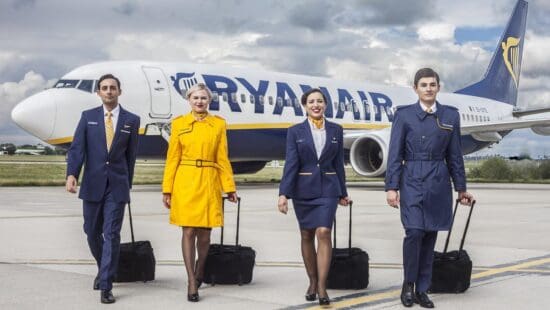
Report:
1,183,549,309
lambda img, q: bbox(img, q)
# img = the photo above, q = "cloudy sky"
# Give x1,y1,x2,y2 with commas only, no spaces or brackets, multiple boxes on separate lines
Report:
1,0,550,156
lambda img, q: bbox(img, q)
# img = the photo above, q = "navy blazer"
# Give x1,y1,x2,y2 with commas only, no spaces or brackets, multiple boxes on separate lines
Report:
66,105,140,203
384,101,466,231
279,119,348,200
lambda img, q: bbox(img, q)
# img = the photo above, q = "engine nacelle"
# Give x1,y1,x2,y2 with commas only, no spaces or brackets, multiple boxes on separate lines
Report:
531,126,550,136
349,130,390,177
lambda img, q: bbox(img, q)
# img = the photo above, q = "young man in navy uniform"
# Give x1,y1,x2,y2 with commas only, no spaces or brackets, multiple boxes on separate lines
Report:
385,68,473,308
66,74,140,304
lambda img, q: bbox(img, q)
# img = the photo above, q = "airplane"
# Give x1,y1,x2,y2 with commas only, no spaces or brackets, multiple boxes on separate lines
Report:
11,0,549,176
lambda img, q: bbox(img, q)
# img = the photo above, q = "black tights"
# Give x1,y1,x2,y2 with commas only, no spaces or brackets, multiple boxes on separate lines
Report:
181,227,211,294
300,227,332,298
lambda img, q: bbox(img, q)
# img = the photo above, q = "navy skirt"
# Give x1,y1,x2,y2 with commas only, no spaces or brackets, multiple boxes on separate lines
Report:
292,197,338,229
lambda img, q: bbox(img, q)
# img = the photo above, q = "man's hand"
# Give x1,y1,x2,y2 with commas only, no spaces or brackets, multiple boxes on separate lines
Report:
458,191,474,206
278,195,288,214
162,193,171,209
66,175,78,193
386,190,400,208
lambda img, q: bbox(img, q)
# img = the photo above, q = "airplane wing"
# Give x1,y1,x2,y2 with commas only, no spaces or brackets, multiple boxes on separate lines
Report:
461,118,550,134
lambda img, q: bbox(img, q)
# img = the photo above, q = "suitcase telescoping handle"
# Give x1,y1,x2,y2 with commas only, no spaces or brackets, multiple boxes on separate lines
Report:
220,196,241,246
443,199,476,253
332,200,353,251
127,202,136,245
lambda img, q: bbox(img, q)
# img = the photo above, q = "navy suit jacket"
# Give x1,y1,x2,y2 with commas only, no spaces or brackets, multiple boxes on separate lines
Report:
66,105,140,203
279,119,348,200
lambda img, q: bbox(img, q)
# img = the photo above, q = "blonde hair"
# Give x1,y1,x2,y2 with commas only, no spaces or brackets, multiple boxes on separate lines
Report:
185,83,213,101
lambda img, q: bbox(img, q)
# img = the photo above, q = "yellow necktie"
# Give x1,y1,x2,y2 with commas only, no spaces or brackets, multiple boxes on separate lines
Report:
105,111,114,151
309,117,324,129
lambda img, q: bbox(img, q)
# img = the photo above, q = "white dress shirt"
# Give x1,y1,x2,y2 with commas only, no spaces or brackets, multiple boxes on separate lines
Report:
308,119,326,159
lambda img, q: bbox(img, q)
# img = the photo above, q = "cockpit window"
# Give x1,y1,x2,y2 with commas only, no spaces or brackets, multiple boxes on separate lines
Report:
78,80,94,93
54,79,79,88
53,79,97,93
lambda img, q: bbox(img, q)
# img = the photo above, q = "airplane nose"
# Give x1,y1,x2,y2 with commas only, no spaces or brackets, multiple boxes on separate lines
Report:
11,91,56,141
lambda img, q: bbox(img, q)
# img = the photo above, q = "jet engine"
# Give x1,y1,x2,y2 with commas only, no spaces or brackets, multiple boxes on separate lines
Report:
531,126,550,136
348,130,390,177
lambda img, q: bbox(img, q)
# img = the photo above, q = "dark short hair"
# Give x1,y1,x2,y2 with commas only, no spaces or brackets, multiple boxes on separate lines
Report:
98,74,121,89
414,68,439,87
301,88,328,106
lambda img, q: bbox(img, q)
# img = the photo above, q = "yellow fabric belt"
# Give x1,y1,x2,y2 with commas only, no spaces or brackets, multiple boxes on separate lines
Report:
180,159,217,168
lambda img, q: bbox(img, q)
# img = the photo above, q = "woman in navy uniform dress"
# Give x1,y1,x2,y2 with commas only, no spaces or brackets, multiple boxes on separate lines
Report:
385,68,474,308
278,88,350,306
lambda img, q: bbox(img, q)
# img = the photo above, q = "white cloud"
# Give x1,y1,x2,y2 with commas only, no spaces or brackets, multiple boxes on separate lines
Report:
417,23,456,41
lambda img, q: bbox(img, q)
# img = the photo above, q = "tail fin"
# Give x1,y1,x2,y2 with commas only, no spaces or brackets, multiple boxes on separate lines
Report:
455,0,528,105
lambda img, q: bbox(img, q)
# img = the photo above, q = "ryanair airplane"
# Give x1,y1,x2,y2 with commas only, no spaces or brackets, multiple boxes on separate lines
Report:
10,0,548,175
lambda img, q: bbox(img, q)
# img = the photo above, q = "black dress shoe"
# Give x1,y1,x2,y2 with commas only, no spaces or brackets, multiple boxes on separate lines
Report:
100,290,115,304
415,292,434,308
318,296,330,306
305,293,317,301
401,282,414,307
187,292,199,302
93,276,100,290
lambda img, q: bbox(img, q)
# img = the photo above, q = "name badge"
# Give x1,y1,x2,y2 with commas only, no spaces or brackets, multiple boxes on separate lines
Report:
121,129,131,134
87,121,98,125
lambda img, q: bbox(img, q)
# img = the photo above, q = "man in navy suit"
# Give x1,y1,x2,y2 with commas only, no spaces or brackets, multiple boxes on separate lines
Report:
66,74,140,304
385,68,473,308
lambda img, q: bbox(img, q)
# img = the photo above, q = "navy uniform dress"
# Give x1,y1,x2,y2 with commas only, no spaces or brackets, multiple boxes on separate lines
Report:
279,119,348,229
385,101,466,293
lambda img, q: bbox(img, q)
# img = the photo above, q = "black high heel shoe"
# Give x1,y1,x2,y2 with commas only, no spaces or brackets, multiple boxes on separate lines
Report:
305,293,317,301
319,296,330,306
196,278,203,289
187,292,199,302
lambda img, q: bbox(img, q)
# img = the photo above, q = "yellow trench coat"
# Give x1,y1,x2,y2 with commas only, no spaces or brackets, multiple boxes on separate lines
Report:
162,113,236,227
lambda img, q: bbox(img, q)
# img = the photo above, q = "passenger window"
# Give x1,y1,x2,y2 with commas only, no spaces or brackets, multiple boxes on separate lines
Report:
212,92,219,102
222,93,228,102
250,95,255,104
231,93,237,103
259,95,264,105
293,98,300,108
241,93,246,103
277,97,283,107
268,96,274,105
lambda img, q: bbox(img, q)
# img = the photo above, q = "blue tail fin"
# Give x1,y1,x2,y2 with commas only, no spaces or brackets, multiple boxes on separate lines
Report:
455,0,528,105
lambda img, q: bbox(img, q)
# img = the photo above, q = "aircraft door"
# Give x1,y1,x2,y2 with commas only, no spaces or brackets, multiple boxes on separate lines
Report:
143,66,172,119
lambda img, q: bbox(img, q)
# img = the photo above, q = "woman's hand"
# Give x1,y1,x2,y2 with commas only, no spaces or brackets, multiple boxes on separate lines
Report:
162,193,171,209
339,196,351,206
278,195,288,214
227,192,238,203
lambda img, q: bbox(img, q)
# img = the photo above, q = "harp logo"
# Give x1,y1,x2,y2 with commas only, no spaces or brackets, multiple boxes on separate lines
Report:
501,36,521,87
170,72,198,96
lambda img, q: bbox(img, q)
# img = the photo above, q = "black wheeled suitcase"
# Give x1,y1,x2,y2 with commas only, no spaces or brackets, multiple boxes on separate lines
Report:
430,199,476,293
114,202,156,282
327,201,369,290
203,197,256,285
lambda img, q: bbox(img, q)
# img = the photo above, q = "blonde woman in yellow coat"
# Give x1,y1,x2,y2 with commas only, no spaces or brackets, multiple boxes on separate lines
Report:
162,83,237,302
